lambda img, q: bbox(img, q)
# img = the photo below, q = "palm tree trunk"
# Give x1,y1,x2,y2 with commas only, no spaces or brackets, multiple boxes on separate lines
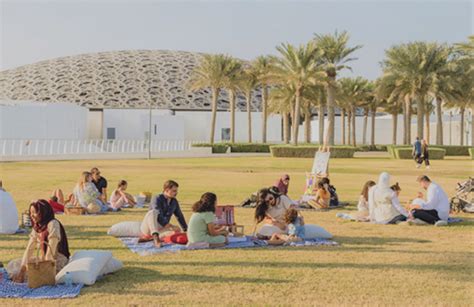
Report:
425,109,430,143
347,109,352,145
436,97,443,145
283,112,290,144
318,103,325,145
304,105,311,143
293,88,302,146
402,99,407,144
341,110,346,145
363,107,369,145
351,106,356,146
416,96,424,141
392,111,398,145
370,107,376,146
229,90,236,144
210,87,219,144
326,76,336,145
405,96,412,144
471,108,474,146
261,85,268,143
460,107,465,146
246,92,252,143
290,98,296,142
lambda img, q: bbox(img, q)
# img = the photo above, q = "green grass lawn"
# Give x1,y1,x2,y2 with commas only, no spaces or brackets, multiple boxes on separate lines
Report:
1,156,473,305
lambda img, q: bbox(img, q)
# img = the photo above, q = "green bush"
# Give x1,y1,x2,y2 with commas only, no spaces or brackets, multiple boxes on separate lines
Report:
192,143,229,154
357,145,388,152
430,146,471,156
228,143,271,153
469,148,474,160
393,147,446,160
387,145,411,158
270,145,357,158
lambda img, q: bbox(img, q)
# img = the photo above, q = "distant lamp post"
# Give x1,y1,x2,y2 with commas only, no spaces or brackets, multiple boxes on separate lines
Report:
148,100,153,160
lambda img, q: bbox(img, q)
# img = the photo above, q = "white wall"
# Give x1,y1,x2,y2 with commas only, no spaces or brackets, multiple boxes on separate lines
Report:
0,101,88,139
103,109,282,142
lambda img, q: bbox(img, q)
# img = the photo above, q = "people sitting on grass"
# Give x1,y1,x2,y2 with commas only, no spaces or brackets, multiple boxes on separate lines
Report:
406,175,449,226
321,177,339,207
269,208,305,245
73,171,111,213
368,172,408,224
8,199,70,283
139,180,188,247
254,186,293,238
187,192,229,248
0,180,19,234
91,167,108,204
109,180,136,209
274,174,290,196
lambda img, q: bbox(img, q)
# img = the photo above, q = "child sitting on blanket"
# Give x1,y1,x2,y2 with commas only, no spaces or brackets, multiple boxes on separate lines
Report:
110,180,136,209
269,208,305,245
308,181,330,209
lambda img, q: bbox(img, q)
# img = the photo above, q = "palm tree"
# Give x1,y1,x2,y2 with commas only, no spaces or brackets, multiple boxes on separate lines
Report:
338,77,370,146
314,30,362,145
239,66,259,143
268,85,294,144
270,42,325,145
189,54,234,144
253,56,273,143
222,58,243,144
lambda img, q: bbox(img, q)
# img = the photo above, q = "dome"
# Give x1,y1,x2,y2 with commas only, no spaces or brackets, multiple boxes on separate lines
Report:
0,50,262,111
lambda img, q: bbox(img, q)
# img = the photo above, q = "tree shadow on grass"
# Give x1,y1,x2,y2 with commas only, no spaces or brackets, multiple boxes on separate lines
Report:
334,236,431,245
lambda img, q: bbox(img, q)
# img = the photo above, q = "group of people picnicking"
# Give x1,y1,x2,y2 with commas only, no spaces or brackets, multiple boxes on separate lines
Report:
0,166,453,282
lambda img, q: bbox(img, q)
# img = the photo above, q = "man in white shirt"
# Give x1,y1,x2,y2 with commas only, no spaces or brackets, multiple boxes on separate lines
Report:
411,175,450,226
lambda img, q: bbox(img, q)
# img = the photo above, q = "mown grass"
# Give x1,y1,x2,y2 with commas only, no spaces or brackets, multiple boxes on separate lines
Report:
0,156,473,306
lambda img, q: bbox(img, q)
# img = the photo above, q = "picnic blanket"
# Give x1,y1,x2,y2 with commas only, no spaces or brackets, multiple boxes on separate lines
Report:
336,213,464,224
119,236,338,256
0,275,83,299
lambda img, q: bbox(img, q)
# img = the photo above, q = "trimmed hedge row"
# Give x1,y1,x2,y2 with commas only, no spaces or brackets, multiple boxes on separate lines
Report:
357,145,388,152
393,147,446,160
192,143,272,153
430,146,471,156
469,148,474,160
270,145,357,158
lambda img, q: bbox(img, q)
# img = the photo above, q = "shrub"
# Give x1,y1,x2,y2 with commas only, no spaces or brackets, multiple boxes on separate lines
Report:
192,143,228,154
357,145,388,152
228,143,271,153
430,146,470,156
270,145,357,158
469,148,474,160
393,147,446,160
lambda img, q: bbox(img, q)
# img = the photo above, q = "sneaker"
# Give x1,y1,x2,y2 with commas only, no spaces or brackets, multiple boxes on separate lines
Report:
434,220,448,227
407,218,428,226
426,166,430,169
416,164,421,168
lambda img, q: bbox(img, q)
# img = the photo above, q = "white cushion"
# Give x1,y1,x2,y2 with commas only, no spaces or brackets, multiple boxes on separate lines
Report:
0,190,19,234
56,250,112,285
107,221,141,237
99,257,123,276
257,224,286,237
304,224,333,239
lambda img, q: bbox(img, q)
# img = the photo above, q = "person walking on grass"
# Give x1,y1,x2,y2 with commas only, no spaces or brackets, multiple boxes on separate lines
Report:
420,139,430,169
412,137,422,168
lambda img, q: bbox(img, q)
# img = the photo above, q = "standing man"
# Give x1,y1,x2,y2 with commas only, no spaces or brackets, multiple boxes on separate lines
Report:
91,167,108,204
409,175,450,226
412,137,422,168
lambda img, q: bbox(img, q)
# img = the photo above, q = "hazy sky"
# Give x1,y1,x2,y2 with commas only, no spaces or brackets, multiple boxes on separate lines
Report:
0,0,472,80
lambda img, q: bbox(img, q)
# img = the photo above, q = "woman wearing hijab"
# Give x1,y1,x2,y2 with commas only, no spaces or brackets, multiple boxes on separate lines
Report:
274,174,290,196
368,172,408,224
8,199,70,283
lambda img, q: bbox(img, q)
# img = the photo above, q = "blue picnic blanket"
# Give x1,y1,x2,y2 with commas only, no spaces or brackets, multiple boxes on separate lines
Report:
0,274,83,299
120,236,338,256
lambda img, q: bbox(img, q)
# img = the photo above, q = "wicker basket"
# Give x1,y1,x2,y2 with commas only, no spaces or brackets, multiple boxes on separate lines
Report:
65,206,85,215
27,243,56,288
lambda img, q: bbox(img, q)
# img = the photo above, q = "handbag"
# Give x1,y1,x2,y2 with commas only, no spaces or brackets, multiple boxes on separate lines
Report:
26,242,56,288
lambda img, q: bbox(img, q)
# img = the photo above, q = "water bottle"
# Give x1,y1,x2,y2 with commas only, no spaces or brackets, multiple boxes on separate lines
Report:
64,272,72,286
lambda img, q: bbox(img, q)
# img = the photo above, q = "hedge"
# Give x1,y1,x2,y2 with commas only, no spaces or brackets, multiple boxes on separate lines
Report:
393,147,446,160
357,145,388,152
469,148,474,160
270,145,357,158
430,146,471,156
192,143,272,153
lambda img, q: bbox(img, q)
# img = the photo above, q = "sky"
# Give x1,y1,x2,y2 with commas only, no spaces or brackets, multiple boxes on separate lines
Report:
0,0,472,80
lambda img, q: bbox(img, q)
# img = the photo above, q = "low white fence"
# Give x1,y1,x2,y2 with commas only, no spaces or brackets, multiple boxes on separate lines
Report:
0,139,205,157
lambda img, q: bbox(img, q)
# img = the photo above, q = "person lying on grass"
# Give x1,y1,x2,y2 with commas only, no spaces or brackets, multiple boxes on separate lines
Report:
139,180,188,247
253,187,294,239
109,180,136,209
187,192,229,247
9,199,70,283
268,208,305,245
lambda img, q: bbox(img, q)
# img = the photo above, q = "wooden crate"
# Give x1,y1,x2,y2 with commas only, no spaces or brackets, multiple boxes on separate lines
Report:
226,225,244,237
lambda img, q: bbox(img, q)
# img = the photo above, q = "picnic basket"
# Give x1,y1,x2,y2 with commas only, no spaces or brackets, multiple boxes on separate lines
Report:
65,205,85,215
27,242,56,288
